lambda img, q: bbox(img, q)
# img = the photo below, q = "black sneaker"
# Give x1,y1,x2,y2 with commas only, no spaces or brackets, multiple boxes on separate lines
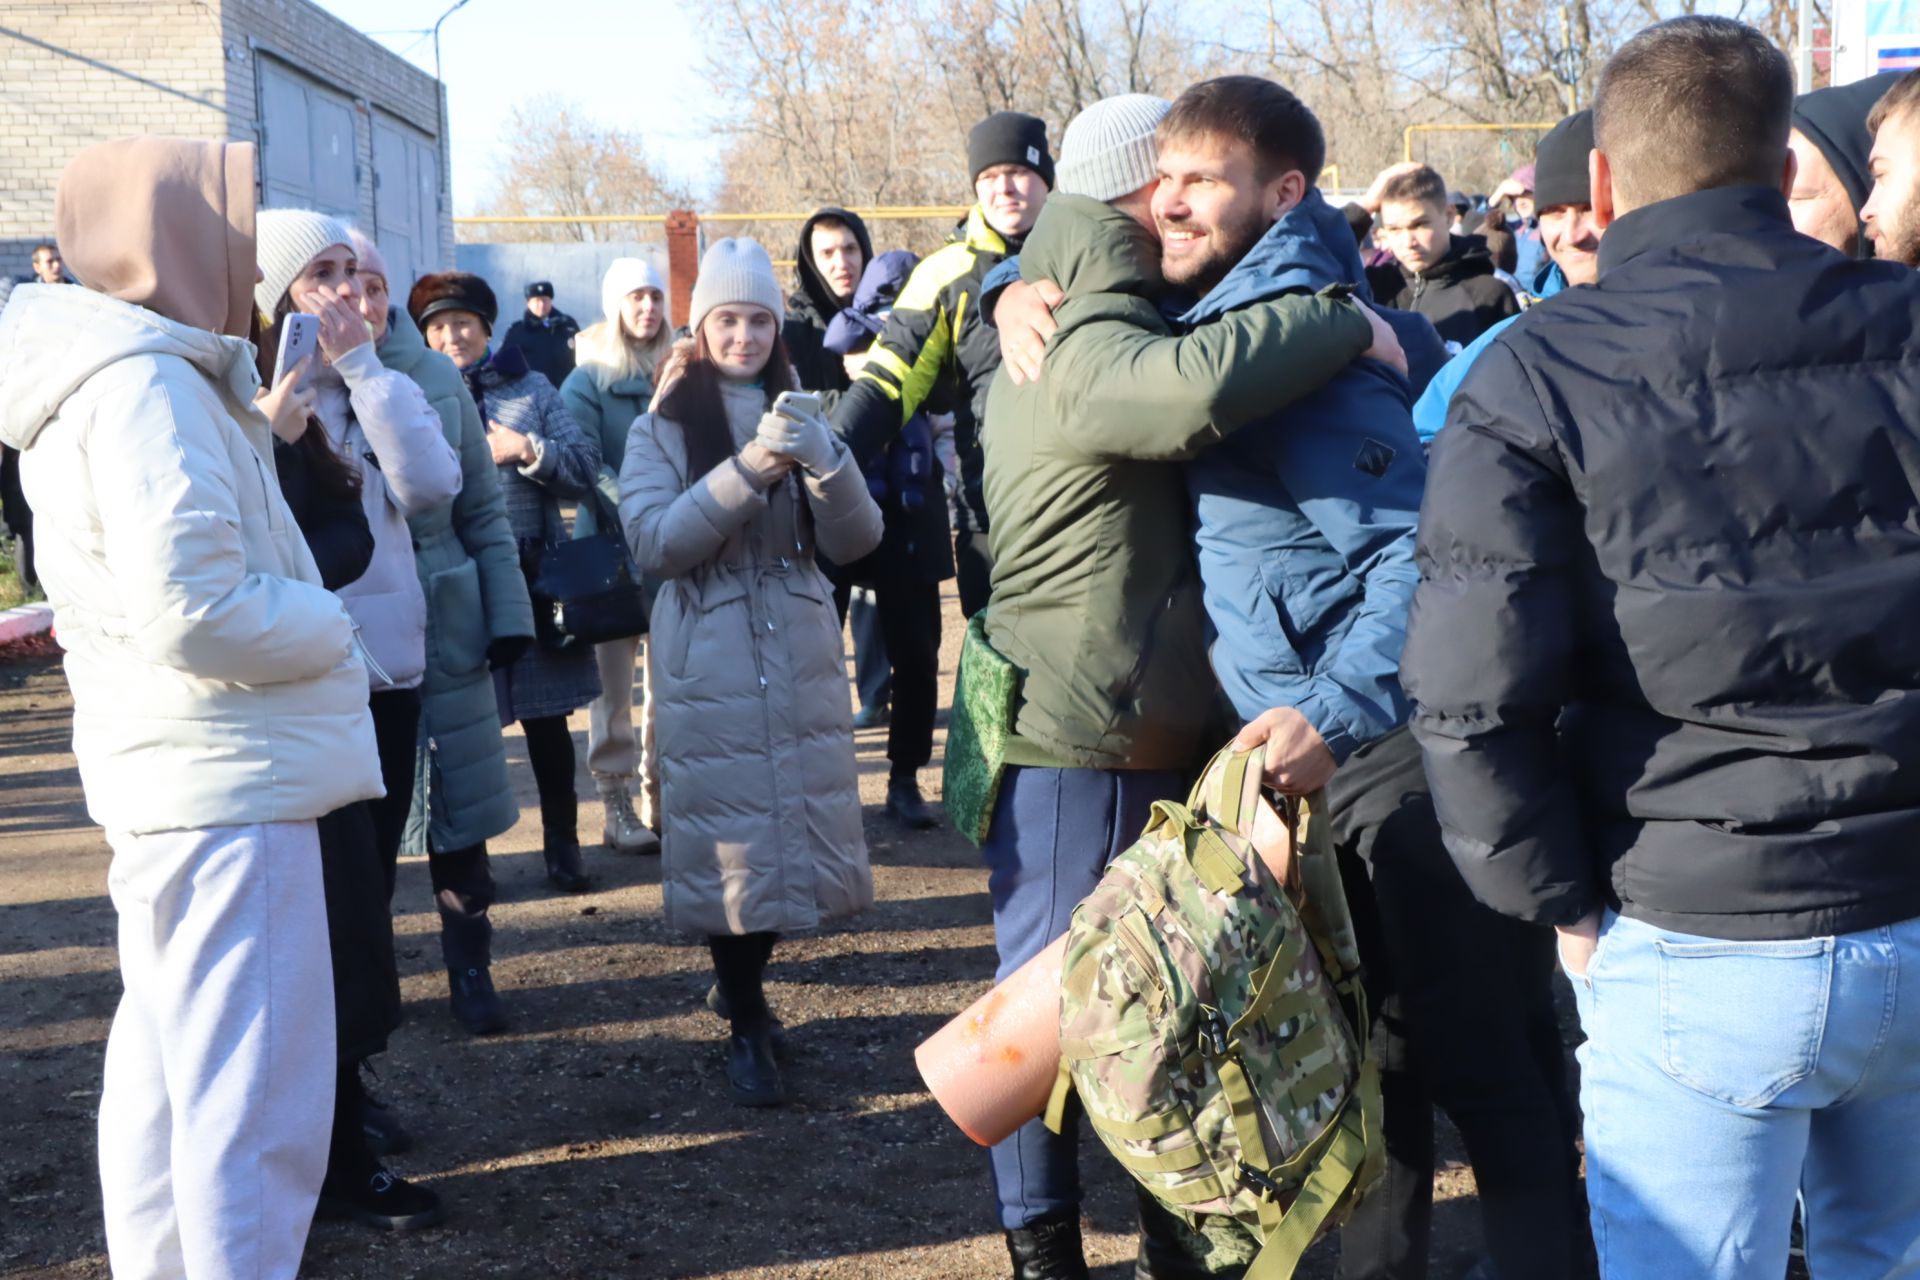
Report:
357,1064,412,1157
448,965,507,1035
318,1167,446,1231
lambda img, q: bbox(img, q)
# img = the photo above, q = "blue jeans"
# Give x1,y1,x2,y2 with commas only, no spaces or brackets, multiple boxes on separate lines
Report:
1568,910,1920,1279
978,764,1182,1231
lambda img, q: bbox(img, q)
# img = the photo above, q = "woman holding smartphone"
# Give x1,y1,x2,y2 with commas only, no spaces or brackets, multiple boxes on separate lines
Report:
618,239,882,1107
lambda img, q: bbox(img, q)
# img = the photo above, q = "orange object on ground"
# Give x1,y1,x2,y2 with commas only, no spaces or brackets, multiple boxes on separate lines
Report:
915,933,1068,1147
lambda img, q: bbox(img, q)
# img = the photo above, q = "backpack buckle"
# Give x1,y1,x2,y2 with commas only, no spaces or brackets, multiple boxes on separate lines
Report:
1240,1161,1283,1201
1198,1006,1230,1058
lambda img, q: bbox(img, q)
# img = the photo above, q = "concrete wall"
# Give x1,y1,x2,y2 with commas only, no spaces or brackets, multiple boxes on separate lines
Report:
0,0,448,282
455,242,672,333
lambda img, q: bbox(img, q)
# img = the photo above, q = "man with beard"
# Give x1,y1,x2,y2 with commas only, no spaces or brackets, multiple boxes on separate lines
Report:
965,90,1401,1279
995,81,1593,1280
1864,70,1920,264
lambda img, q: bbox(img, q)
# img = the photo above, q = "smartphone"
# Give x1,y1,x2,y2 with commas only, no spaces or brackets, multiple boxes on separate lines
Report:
272,312,319,389
772,390,822,422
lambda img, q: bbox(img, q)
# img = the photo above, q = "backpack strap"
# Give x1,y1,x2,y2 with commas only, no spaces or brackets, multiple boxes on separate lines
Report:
1245,1057,1384,1280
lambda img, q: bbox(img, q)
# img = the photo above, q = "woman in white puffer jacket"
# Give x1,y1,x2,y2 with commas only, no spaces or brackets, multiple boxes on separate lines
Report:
0,137,382,1279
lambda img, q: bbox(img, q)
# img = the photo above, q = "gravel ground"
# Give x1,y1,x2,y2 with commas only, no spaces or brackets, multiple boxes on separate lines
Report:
0,589,1493,1279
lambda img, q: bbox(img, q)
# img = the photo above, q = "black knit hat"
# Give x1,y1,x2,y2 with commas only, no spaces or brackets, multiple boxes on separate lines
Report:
1532,109,1596,212
409,271,499,334
969,111,1055,188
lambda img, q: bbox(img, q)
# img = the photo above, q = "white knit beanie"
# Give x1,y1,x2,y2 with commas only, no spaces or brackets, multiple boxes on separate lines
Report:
688,238,783,333
254,208,353,316
1056,94,1172,202
600,256,671,329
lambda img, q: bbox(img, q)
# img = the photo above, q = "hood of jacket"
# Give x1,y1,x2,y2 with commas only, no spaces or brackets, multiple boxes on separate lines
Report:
1793,71,1903,245
791,207,875,324
824,249,921,355
1180,187,1371,326
1019,193,1164,311
58,137,257,340
468,341,530,390
0,281,262,453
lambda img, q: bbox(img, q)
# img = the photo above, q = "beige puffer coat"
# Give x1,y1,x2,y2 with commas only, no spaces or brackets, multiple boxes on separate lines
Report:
618,379,883,936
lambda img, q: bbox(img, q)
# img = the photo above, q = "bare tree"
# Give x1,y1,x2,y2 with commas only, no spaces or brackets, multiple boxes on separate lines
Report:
466,99,694,244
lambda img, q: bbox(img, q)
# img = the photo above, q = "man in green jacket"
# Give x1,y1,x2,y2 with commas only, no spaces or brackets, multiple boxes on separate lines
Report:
970,97,1395,1277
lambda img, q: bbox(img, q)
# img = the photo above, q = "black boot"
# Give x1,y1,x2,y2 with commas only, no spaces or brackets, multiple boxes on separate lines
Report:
448,964,507,1035
1006,1210,1090,1280
355,1061,412,1157
725,1026,788,1107
318,1166,447,1231
885,774,938,830
542,793,589,892
705,982,790,1059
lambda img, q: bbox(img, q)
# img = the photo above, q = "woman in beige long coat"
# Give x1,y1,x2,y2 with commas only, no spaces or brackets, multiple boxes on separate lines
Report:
618,239,882,1107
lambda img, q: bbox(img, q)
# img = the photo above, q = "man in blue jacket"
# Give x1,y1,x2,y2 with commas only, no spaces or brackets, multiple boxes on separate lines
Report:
995,79,1592,1279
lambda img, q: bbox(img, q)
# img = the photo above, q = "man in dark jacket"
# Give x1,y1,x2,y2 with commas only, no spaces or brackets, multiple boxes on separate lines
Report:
832,111,1054,618
785,207,873,395
1790,70,1903,256
1362,164,1521,349
498,281,578,386
1405,19,1920,1279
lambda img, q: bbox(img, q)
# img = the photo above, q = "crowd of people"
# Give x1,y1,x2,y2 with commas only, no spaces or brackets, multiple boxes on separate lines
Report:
2,11,1919,1280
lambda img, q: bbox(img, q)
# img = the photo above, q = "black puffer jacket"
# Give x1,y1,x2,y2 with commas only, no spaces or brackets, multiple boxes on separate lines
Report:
1365,234,1519,349
1404,185,1920,941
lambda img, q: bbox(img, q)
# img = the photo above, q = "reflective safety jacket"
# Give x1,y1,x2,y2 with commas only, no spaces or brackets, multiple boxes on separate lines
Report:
833,205,1013,534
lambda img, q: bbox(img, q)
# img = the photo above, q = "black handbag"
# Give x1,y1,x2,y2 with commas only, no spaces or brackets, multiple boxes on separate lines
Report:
527,493,649,650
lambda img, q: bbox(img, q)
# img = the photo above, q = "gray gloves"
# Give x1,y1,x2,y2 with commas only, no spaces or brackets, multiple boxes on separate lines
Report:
755,401,838,476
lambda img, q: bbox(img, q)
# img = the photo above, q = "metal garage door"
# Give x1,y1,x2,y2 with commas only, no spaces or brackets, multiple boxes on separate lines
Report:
258,57,358,222
372,115,443,295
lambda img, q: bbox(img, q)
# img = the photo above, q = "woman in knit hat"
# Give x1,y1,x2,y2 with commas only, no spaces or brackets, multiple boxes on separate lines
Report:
408,270,604,900
560,257,674,858
618,238,882,1107
252,208,459,1230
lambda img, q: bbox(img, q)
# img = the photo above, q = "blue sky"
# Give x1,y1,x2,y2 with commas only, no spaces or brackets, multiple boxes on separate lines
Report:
309,0,720,213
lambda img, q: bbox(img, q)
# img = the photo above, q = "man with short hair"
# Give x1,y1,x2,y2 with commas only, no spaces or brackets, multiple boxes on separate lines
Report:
1412,110,1601,441
969,89,1401,1278
1365,164,1521,348
1864,69,1920,264
498,281,579,386
832,111,1054,619
29,242,68,285
1406,18,1920,1278
1790,72,1904,256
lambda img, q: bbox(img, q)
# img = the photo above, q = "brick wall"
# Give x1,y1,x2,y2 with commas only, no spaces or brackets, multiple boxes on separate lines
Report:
0,0,450,282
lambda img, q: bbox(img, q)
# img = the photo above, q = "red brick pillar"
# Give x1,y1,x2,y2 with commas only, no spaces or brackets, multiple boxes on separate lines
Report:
666,210,700,331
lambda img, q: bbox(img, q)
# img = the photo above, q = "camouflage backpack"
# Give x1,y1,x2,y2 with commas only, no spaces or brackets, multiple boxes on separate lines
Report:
1046,747,1383,1278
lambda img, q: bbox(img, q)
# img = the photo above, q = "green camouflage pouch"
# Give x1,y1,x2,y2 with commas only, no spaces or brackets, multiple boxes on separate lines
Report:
941,613,1022,844
1048,745,1384,1279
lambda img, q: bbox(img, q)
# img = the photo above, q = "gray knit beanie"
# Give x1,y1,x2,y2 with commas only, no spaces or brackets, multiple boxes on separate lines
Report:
254,208,353,317
688,237,784,333
1056,94,1171,202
